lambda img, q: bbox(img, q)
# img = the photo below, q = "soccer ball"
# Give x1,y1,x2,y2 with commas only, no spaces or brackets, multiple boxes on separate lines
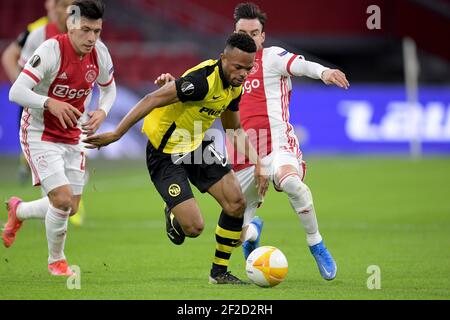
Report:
245,246,288,287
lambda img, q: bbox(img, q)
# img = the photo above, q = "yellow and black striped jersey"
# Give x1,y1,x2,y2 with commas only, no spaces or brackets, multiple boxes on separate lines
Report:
142,59,242,154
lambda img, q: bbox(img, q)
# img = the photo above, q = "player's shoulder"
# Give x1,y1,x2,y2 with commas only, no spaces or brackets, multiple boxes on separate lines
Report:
181,59,217,88
264,46,291,59
176,60,216,101
38,38,60,52
94,39,112,62
95,39,110,53
183,59,216,77
23,38,59,70
30,38,60,63
92,40,111,67
24,37,60,61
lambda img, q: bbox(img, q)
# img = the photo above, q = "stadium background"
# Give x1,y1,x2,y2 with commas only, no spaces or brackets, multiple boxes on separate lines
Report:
0,0,449,300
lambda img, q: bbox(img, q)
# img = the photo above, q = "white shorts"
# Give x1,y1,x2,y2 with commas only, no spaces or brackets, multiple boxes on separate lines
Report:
235,150,306,226
21,140,86,195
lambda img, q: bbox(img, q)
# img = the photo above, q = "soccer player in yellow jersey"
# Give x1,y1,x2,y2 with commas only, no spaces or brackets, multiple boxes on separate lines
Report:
84,33,269,284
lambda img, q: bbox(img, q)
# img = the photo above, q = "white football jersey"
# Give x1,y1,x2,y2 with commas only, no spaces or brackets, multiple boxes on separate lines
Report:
20,34,114,146
231,47,304,171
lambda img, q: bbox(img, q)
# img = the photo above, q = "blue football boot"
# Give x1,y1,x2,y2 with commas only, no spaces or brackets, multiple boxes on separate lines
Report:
309,240,337,280
242,216,264,260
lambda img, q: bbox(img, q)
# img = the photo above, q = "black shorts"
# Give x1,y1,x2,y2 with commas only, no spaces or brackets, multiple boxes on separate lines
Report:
146,140,232,211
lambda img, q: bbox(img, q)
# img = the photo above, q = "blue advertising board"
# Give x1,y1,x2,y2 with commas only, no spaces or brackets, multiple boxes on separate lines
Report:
289,84,450,154
0,83,449,156
0,84,21,155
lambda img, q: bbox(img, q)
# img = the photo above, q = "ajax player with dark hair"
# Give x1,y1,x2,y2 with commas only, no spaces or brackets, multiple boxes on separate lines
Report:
4,0,116,276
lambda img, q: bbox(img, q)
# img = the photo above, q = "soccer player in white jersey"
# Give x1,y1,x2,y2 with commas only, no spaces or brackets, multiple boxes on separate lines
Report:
3,0,116,276
230,3,350,281
19,0,90,227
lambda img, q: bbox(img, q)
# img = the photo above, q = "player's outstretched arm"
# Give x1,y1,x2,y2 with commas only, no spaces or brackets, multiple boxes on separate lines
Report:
293,59,350,89
273,48,350,89
221,110,269,198
83,81,179,149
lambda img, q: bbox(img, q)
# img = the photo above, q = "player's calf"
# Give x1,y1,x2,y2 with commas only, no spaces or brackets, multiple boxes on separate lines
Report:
210,210,245,280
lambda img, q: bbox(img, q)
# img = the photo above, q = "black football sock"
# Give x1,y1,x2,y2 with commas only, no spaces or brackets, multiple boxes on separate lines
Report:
211,210,243,277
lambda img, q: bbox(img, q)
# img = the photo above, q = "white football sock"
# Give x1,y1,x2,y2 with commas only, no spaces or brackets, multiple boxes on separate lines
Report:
45,204,70,264
243,223,258,242
279,174,322,247
305,231,323,247
16,197,49,221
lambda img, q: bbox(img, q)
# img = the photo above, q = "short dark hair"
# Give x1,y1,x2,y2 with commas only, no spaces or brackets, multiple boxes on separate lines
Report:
234,2,267,31
70,0,105,20
226,33,257,54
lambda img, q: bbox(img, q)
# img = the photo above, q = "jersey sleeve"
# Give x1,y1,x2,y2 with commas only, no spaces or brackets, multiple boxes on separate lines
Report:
267,46,305,77
95,40,115,87
21,39,58,84
19,25,46,68
227,90,242,112
175,68,209,102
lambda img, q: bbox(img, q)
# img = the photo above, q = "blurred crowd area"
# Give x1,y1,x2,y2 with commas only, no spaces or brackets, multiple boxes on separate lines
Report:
0,0,449,94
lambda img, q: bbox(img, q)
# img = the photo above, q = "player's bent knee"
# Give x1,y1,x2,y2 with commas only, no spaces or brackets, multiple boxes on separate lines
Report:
279,174,303,195
183,222,204,237
224,196,246,218
180,215,205,237
49,194,73,212
280,175,314,214
48,185,74,212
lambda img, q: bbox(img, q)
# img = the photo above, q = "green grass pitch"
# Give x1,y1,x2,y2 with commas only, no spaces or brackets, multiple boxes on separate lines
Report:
0,156,449,300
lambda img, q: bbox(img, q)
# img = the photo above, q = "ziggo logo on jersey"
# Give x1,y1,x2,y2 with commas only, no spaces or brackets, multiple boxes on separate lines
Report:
52,85,92,99
243,79,261,94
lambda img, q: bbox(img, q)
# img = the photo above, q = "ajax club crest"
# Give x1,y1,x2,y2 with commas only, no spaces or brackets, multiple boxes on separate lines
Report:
85,69,97,83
